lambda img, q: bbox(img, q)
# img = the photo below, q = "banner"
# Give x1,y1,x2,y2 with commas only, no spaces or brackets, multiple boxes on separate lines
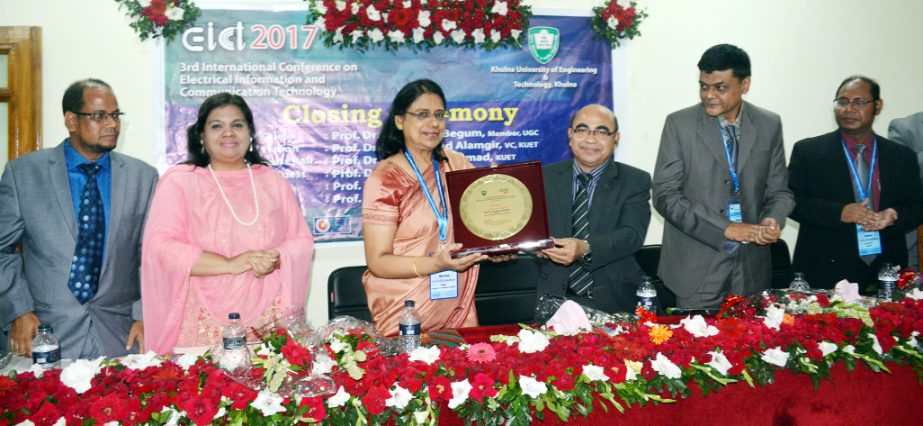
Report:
164,9,613,242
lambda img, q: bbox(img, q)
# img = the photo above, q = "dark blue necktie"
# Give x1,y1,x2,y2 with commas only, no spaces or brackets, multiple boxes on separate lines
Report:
568,172,594,296
67,163,105,304
721,125,741,254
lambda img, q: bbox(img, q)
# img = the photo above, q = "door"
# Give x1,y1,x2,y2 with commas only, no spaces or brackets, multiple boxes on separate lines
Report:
0,26,42,170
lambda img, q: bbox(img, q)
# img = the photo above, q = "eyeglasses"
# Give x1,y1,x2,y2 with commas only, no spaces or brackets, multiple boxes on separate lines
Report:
572,127,615,139
833,98,875,109
73,110,125,122
405,110,448,121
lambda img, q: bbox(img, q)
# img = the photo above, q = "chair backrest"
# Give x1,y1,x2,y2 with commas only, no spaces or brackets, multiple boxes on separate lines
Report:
327,266,372,322
474,256,541,326
770,240,794,289
635,244,676,310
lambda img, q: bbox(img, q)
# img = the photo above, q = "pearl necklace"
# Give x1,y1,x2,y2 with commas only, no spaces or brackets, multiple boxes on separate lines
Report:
208,163,260,226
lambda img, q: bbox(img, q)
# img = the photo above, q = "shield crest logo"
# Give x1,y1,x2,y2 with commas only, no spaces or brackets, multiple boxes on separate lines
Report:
528,26,560,64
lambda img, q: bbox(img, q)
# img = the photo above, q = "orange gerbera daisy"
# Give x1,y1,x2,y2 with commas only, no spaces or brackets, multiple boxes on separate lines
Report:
649,324,673,345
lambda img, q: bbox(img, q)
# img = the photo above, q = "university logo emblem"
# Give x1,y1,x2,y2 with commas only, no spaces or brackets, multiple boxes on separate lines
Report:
528,27,560,64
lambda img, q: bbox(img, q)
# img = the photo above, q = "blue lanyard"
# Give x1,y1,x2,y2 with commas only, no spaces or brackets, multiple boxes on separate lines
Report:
721,126,740,193
840,138,877,202
402,148,449,243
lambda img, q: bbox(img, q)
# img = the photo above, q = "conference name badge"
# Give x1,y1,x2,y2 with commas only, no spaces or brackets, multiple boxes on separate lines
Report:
856,225,883,256
728,203,743,223
430,270,459,300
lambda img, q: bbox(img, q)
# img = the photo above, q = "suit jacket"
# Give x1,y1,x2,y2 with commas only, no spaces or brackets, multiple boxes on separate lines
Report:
888,112,923,181
652,102,794,299
536,159,652,314
0,141,158,359
788,131,923,289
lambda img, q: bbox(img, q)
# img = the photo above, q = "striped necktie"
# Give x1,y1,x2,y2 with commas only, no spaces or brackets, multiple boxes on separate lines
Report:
568,172,594,296
721,125,741,254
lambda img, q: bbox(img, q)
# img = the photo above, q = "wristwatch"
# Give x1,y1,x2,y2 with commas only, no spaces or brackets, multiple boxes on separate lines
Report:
581,240,592,261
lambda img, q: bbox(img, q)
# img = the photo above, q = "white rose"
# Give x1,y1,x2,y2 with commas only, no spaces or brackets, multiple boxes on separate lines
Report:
387,30,406,44
137,0,152,7
490,1,508,16
418,10,431,27
441,19,457,32
386,385,413,410
909,288,923,300
761,346,790,367
624,359,642,381
681,315,720,338
368,28,385,43
707,351,732,375
252,390,286,416
433,32,445,45
517,329,550,354
350,2,360,14
327,386,351,408
448,379,472,409
123,351,163,371
408,345,440,364
762,306,786,330
348,29,363,43
581,364,609,382
312,353,336,376
412,27,426,44
165,6,184,21
651,352,682,379
335,1,346,12
471,28,485,44
607,16,619,30
366,5,381,21
60,357,103,394
818,341,838,357
511,29,522,40
518,375,548,398
490,29,502,43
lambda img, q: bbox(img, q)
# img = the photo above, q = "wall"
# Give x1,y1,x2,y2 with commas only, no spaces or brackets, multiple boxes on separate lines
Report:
2,0,922,326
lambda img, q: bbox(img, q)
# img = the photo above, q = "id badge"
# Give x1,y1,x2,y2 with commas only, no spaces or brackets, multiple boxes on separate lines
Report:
856,225,883,256
728,203,743,223
430,270,459,300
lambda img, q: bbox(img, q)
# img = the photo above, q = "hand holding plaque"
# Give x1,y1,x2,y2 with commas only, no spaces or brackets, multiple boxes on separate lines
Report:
445,161,554,258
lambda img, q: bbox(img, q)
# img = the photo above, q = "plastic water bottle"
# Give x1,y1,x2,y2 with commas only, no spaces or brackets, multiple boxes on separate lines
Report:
32,324,61,370
636,276,659,314
398,300,422,352
789,272,811,292
219,312,251,374
877,263,899,301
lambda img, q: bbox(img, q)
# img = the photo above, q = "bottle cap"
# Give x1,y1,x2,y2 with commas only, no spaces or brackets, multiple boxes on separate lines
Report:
794,272,805,279
404,300,415,308
38,323,52,333
228,312,241,320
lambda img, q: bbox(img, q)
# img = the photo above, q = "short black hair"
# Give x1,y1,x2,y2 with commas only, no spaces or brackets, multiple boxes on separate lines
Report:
836,75,881,101
183,92,269,167
697,44,751,81
62,79,112,115
375,79,448,162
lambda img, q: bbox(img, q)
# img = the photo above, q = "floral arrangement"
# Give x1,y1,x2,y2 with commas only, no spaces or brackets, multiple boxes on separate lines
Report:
303,0,531,51
250,329,315,393
114,0,202,41
590,0,647,48
4,291,923,425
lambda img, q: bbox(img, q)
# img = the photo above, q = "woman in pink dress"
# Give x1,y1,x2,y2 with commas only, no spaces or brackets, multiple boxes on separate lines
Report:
362,79,488,336
142,93,313,354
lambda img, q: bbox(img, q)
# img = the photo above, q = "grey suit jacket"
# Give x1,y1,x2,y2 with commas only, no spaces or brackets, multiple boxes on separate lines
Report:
0,141,158,359
536,159,652,313
888,112,923,182
652,102,794,299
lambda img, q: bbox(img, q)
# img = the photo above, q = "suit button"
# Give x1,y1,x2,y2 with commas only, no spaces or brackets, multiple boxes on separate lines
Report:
720,209,726,214
724,179,730,185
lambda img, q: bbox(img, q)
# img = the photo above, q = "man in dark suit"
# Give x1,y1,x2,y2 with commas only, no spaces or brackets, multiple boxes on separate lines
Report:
536,104,651,314
789,76,923,291
652,44,794,309
888,111,923,269
0,79,158,359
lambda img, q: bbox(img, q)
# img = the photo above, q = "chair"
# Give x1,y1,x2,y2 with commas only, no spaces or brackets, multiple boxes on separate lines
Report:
635,244,676,310
327,266,372,321
474,256,541,326
770,240,794,289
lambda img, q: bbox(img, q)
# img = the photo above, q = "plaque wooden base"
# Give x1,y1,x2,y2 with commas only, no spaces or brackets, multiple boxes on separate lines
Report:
445,161,553,258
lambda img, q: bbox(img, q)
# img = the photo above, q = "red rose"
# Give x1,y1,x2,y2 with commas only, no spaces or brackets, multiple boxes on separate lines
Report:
427,376,453,402
29,401,62,425
469,373,498,400
299,396,327,421
90,395,131,423
177,395,220,426
362,385,390,415
282,339,313,368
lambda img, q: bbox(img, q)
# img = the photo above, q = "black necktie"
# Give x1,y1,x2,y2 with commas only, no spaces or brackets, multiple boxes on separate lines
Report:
568,172,594,296
67,163,105,304
721,125,741,254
